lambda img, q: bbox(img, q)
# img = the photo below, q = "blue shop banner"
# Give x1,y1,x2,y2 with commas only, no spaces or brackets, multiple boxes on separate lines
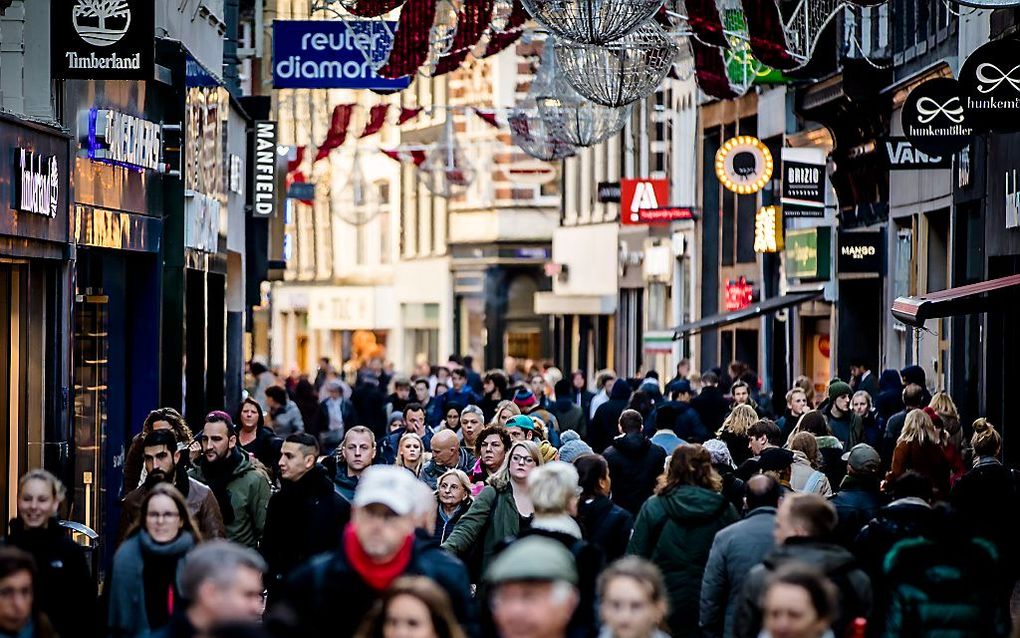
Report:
272,20,412,90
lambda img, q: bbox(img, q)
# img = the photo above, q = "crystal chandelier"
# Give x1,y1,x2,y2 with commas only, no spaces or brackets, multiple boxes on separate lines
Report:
417,116,476,198
521,0,667,45
555,21,677,107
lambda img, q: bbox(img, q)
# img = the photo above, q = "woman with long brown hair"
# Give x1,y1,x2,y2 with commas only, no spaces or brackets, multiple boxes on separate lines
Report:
108,483,202,638
354,576,467,638
627,444,738,637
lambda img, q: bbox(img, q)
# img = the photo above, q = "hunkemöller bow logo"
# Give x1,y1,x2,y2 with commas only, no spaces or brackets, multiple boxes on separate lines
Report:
976,63,1020,94
915,96,965,124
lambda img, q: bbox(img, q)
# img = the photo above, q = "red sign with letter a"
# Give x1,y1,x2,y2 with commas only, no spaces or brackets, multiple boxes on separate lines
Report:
620,179,669,225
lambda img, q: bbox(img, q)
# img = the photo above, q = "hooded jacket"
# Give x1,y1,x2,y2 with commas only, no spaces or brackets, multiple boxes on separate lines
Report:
603,433,668,514
627,485,739,637
4,519,97,638
647,400,708,443
261,464,351,594
733,538,872,638
189,449,272,548
588,382,632,453
875,370,905,420
700,507,777,638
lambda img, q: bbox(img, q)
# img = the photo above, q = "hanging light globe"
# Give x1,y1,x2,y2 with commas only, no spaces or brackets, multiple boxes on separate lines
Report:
521,0,667,45
555,21,677,107
417,118,476,198
535,76,632,147
509,107,577,161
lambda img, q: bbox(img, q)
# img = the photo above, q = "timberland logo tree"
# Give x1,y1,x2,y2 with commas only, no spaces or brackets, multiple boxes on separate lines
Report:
73,0,131,46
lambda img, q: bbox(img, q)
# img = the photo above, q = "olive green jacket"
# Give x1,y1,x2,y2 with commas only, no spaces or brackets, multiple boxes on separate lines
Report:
442,483,522,577
189,453,271,549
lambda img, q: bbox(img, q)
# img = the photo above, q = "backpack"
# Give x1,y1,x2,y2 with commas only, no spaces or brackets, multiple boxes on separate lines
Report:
882,535,1010,638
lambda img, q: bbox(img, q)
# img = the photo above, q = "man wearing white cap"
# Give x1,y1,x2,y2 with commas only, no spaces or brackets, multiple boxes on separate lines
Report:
269,465,477,638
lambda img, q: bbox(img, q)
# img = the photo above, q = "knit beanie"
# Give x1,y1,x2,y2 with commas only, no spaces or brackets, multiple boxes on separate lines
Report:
703,438,735,469
827,380,852,403
558,432,593,463
513,389,538,409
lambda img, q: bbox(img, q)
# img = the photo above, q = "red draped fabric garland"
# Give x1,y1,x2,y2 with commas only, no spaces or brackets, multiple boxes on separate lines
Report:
360,104,390,137
346,0,407,17
315,104,356,161
378,0,439,79
740,0,798,70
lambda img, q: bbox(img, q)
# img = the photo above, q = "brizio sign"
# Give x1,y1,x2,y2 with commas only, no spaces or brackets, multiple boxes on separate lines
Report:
781,147,826,217
883,137,952,170
51,0,154,80
901,77,974,156
959,39,1020,132
252,121,278,218
14,149,60,218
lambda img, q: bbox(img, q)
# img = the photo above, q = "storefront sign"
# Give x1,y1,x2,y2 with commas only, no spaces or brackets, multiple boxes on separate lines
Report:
901,77,974,156
83,108,162,172
620,178,668,225
51,0,154,80
715,135,774,195
272,20,413,90
724,277,756,311
14,149,60,218
837,230,884,274
597,182,621,203
252,121,278,218
785,227,831,281
781,147,826,216
959,39,1020,132
185,191,220,253
883,137,952,169
754,206,783,253
307,287,376,330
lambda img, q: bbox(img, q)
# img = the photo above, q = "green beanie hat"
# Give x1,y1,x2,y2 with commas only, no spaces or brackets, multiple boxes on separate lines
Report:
828,380,852,403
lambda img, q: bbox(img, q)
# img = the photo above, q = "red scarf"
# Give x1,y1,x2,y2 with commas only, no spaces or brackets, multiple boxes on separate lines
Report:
343,523,413,591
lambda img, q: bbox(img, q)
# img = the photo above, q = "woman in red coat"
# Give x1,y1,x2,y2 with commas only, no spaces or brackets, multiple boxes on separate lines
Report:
885,408,951,500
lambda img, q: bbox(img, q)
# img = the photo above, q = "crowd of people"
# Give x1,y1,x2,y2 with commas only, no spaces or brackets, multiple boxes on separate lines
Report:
1,354,1018,638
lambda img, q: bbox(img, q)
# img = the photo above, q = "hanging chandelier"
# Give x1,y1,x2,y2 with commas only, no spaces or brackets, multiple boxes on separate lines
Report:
555,21,677,107
520,0,667,45
536,78,632,147
509,107,577,160
417,116,476,198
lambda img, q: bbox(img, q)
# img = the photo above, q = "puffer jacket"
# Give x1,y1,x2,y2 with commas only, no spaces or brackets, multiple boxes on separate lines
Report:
627,485,739,637
603,433,668,514
733,538,872,638
189,450,272,548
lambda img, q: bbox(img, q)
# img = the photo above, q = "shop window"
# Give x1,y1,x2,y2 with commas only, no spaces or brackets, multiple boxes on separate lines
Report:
720,328,759,375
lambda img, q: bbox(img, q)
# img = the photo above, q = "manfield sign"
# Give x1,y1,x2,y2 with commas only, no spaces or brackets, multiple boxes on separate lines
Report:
272,20,413,90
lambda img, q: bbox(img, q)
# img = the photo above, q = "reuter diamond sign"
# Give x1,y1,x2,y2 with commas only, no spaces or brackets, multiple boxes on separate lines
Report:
52,0,154,80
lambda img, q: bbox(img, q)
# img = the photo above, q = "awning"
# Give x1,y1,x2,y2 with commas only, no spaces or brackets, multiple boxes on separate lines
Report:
892,274,1020,327
672,287,825,340
534,292,617,316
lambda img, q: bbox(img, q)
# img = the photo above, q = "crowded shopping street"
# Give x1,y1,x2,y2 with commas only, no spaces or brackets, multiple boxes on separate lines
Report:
3,0,1020,637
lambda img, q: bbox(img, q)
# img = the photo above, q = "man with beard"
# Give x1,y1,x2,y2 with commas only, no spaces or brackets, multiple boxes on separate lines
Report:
118,429,225,545
261,433,350,599
189,412,272,549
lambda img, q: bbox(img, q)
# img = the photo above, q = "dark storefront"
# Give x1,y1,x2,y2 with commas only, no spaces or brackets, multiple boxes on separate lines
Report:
0,114,73,525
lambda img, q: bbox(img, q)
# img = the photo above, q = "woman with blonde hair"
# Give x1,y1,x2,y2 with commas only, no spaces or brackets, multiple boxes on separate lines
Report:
5,470,96,638
885,409,951,499
787,432,832,496
717,404,758,466
930,391,969,468
442,440,543,580
627,445,738,636
108,483,201,637
395,432,426,477
492,399,521,427
354,576,467,638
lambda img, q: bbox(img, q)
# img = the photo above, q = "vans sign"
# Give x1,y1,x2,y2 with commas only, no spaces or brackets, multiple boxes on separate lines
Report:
883,137,951,169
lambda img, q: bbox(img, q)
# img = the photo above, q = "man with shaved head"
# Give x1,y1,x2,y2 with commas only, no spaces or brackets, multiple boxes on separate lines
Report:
420,428,475,489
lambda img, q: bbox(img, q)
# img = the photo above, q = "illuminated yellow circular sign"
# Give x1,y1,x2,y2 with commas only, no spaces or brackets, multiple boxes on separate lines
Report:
714,135,774,195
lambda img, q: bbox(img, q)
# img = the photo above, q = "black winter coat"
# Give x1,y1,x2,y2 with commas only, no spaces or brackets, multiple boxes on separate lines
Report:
646,400,708,443
950,460,1020,577
588,383,633,453
4,519,97,638
577,494,634,562
351,382,389,438
603,433,668,514
261,465,351,594
270,534,477,638
829,475,883,547
239,426,283,476
691,386,730,433
854,499,945,579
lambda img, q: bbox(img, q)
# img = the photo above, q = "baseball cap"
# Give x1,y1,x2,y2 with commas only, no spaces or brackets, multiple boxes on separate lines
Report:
353,465,419,516
841,443,881,473
484,536,578,586
506,415,537,431
758,447,795,472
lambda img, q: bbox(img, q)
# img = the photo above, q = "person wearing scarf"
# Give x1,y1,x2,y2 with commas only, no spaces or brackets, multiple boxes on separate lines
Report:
189,412,272,549
267,466,477,638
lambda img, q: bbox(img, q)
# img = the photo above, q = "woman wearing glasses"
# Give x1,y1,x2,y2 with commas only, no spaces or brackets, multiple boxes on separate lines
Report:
441,440,544,581
108,483,202,638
